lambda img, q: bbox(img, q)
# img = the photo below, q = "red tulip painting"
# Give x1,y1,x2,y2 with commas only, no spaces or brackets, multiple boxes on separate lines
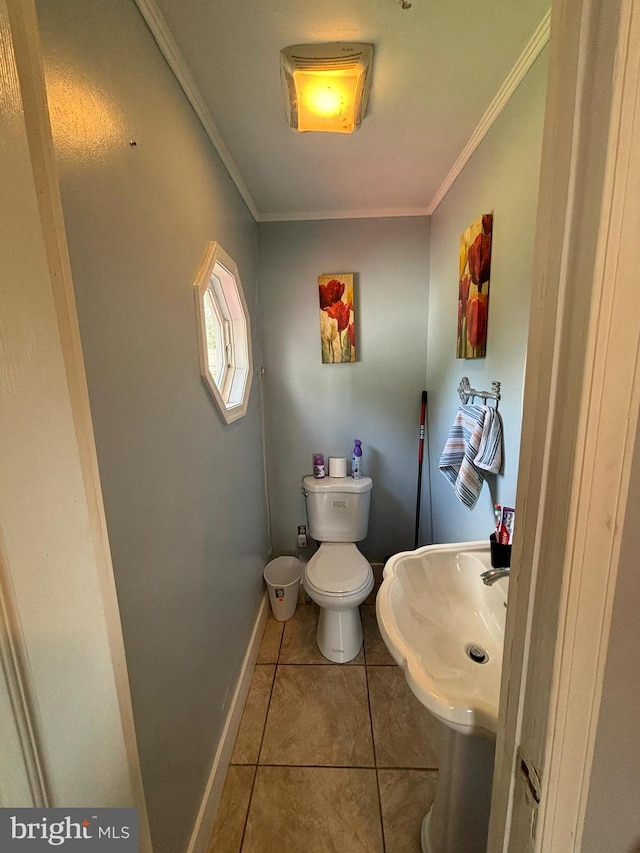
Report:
319,273,356,363
457,214,493,358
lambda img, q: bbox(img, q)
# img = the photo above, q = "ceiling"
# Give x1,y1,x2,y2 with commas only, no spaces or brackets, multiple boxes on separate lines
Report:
142,0,550,221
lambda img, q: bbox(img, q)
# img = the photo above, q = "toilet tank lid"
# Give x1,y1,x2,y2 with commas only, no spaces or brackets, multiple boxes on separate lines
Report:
303,475,373,493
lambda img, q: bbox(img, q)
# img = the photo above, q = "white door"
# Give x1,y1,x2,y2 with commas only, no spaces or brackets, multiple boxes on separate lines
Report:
0,1,151,847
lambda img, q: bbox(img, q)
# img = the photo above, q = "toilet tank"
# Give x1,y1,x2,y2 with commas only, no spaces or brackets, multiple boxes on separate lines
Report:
302,476,373,542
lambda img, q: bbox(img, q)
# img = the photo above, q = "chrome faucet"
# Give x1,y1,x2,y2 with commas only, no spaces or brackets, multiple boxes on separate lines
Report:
480,567,510,586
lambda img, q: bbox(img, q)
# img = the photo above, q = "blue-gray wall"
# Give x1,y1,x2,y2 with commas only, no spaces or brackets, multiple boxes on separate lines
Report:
259,218,430,561
426,51,548,543
36,2,268,851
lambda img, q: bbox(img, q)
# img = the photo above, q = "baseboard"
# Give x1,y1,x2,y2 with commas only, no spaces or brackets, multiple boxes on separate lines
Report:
186,592,269,853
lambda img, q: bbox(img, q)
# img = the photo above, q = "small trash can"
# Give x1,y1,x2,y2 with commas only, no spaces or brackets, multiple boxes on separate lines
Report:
264,556,302,621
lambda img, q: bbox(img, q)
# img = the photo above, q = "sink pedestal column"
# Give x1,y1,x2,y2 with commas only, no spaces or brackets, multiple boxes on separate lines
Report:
422,726,495,853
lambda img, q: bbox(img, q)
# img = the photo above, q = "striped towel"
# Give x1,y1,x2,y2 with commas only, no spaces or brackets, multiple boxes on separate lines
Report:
438,405,503,509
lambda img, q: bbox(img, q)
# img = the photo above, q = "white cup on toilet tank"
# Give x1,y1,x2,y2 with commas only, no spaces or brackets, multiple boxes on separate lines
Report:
328,457,348,477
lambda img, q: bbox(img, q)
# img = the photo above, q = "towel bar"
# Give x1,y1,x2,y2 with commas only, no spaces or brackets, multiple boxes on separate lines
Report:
458,377,501,408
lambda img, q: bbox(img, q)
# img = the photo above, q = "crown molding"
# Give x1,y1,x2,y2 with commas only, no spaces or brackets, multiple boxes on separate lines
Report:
259,206,431,222
133,0,260,222
426,9,551,216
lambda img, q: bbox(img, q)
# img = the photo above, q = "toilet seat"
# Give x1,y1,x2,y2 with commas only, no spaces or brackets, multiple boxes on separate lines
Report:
306,543,371,595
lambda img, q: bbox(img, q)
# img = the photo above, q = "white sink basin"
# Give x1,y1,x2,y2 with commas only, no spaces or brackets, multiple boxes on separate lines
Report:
376,540,508,738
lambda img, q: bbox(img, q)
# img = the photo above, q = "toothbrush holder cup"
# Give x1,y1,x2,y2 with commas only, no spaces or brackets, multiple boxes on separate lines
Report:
489,532,512,569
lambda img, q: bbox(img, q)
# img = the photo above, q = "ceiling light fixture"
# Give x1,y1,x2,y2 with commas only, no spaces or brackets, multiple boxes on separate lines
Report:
280,43,374,134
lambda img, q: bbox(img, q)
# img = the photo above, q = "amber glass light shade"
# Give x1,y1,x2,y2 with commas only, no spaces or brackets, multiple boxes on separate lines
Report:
281,43,373,134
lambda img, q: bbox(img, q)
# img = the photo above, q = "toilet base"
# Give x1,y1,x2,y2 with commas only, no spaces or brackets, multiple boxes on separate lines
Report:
316,606,363,663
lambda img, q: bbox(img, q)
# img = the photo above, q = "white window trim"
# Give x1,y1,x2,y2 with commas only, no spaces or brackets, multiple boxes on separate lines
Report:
193,242,253,424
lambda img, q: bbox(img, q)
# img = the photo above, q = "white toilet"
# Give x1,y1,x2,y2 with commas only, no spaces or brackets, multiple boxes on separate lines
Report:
302,475,374,663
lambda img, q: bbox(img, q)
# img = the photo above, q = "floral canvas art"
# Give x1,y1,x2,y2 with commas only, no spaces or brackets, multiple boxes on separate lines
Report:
457,213,493,359
319,273,355,363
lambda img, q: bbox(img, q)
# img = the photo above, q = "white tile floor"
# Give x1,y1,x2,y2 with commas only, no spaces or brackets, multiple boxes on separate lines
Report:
209,592,442,853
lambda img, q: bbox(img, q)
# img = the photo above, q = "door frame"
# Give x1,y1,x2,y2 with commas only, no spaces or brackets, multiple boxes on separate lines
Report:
1,2,152,848
489,0,640,849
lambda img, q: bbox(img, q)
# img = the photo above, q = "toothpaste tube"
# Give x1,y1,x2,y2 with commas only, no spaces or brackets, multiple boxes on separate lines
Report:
498,506,515,545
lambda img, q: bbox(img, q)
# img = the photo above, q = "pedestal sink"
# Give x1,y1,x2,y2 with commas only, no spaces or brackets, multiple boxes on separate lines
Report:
376,540,508,853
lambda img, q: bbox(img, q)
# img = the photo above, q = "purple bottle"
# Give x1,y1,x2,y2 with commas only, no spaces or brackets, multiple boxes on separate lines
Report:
313,453,326,479
352,440,362,479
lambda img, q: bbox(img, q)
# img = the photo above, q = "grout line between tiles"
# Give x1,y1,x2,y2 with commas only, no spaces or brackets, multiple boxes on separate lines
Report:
255,639,281,766
243,762,378,770
234,764,256,853
236,621,283,852
375,768,387,853
273,660,366,666
364,657,387,853
229,759,438,771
